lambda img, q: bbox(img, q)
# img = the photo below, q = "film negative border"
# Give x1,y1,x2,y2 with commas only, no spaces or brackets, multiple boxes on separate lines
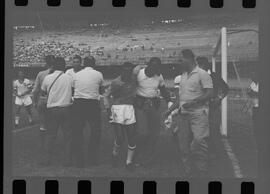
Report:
12,180,255,194
14,0,256,8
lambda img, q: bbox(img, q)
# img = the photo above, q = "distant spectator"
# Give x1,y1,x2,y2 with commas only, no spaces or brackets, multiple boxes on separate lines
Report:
14,71,33,127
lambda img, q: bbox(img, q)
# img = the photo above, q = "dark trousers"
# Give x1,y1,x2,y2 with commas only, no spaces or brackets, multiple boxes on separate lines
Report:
45,106,72,164
208,106,222,155
134,99,161,165
252,107,259,149
71,98,102,167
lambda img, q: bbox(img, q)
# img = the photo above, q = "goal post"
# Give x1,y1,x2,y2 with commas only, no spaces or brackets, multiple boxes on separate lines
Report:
212,27,228,136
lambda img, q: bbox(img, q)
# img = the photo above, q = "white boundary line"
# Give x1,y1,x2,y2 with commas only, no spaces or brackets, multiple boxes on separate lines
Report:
12,124,39,133
222,138,243,178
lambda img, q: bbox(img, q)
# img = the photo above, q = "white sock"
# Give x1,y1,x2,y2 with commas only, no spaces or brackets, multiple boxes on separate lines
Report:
126,145,136,164
15,116,20,125
112,141,120,156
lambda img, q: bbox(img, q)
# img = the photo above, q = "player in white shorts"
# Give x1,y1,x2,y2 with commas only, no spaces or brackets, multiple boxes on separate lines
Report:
13,71,33,127
104,62,137,171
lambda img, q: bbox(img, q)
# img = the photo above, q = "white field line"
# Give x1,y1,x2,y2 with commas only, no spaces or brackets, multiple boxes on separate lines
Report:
222,138,243,178
12,124,39,133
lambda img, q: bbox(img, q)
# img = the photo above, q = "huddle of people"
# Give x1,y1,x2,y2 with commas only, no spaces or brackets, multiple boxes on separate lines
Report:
14,48,231,177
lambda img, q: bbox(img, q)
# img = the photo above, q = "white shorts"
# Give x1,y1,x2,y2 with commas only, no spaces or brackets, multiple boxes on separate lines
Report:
110,105,136,125
15,96,32,106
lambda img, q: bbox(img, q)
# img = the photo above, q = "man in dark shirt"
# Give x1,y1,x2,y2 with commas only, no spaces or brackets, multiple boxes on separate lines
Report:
104,62,137,171
196,56,229,159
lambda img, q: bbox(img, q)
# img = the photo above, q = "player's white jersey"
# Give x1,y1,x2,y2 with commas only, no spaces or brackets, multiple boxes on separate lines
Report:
13,79,32,96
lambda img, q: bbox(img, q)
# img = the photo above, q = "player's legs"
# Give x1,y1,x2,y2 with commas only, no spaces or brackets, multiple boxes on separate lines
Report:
25,105,33,124
111,123,125,167
125,124,137,169
14,104,22,127
24,96,33,124
14,96,23,127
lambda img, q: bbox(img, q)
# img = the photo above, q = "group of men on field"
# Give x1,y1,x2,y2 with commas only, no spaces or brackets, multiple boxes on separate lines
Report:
15,48,254,177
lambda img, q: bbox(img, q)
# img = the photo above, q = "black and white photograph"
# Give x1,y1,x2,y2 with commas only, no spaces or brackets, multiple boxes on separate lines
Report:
10,10,259,178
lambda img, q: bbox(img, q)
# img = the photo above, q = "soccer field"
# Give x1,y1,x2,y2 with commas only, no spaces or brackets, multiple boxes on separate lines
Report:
11,96,257,178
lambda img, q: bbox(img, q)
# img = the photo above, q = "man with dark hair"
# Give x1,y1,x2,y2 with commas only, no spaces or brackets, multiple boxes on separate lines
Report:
133,57,172,166
104,62,137,171
66,55,83,80
196,56,229,160
41,57,73,166
83,56,96,69
14,71,33,127
32,55,55,151
165,49,213,177
71,55,105,168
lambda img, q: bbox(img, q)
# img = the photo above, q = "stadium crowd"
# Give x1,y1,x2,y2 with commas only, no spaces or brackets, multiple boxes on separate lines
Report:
13,49,259,177
14,40,92,65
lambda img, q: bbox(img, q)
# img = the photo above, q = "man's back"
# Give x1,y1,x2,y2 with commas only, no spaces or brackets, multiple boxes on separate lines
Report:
42,71,73,108
73,67,104,100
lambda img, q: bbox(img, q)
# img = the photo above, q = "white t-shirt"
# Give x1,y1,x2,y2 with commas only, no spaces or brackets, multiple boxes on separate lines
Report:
14,79,32,96
73,67,104,100
136,68,165,98
41,71,73,108
65,68,76,81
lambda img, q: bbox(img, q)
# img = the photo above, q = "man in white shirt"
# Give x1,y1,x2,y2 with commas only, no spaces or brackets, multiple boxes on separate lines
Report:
13,71,33,127
71,56,104,168
41,57,73,166
65,55,83,80
133,57,172,166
